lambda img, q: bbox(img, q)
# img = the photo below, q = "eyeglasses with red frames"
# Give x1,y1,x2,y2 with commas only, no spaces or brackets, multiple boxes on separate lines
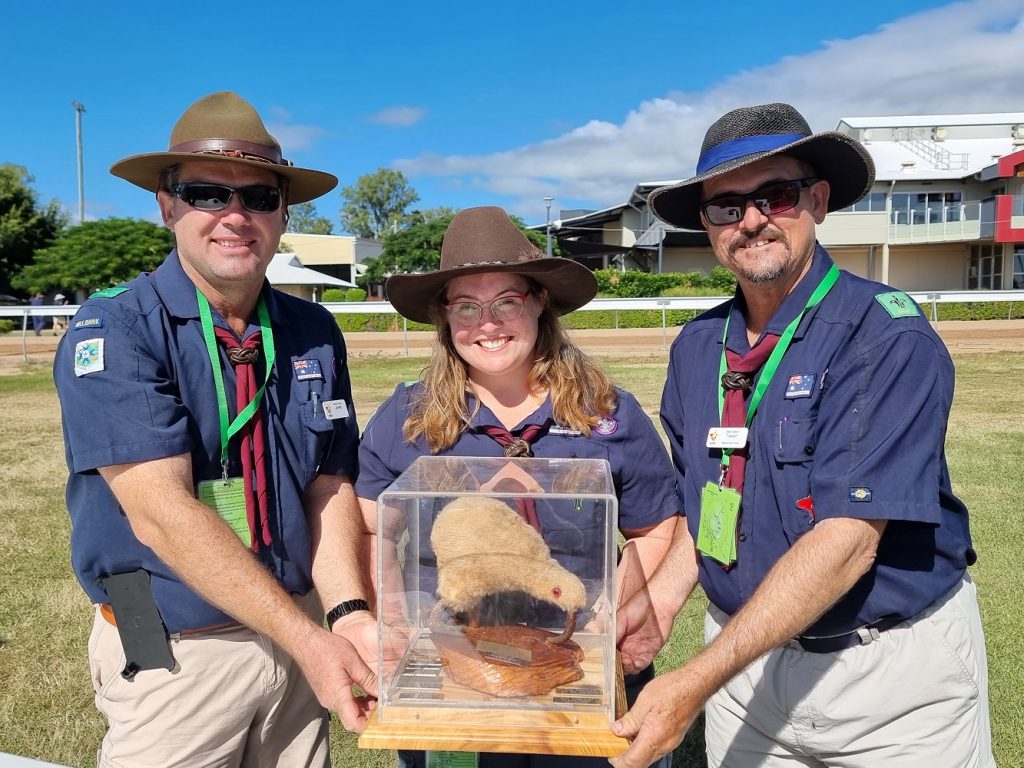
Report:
171,182,283,213
445,291,531,326
700,177,819,226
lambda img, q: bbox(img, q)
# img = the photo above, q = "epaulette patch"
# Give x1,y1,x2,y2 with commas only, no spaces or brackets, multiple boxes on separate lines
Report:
89,286,131,299
874,291,919,319
403,380,417,387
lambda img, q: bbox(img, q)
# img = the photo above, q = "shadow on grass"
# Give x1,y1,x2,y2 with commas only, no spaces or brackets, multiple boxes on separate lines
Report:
672,713,707,768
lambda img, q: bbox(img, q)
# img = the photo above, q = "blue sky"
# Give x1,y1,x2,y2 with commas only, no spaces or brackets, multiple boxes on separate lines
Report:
3,0,1022,230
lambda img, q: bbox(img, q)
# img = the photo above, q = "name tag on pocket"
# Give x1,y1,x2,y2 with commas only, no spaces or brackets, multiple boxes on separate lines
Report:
706,427,748,449
322,399,349,420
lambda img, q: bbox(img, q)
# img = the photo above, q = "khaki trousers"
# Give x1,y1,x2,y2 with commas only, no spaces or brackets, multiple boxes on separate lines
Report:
88,594,329,768
703,576,994,767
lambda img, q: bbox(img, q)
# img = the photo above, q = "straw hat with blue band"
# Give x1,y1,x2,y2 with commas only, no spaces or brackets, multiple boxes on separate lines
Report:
648,103,875,232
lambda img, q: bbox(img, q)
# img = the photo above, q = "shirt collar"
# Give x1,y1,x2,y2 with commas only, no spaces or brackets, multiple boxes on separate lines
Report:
467,392,555,432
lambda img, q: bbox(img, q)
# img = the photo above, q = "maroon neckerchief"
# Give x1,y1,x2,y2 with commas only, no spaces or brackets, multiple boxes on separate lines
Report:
478,419,552,531
214,327,272,551
720,334,781,494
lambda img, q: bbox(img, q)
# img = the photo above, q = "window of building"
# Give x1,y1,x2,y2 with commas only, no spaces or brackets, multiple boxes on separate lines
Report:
838,192,887,213
1013,245,1024,289
969,244,1003,289
890,190,964,224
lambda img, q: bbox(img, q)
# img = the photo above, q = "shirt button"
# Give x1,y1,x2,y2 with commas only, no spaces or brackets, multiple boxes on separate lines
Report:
804,445,815,455
738,533,747,542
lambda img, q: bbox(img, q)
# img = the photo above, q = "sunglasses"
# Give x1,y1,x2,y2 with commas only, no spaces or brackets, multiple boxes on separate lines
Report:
171,182,283,213
445,291,531,326
701,177,819,225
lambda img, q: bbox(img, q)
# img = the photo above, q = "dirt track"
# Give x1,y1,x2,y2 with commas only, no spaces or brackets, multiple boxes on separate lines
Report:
4,320,1022,374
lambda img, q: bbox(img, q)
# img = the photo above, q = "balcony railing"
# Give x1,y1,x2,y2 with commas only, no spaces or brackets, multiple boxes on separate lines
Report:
888,201,983,243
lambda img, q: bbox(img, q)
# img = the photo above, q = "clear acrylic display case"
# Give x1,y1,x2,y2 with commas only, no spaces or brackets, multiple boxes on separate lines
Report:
358,456,628,756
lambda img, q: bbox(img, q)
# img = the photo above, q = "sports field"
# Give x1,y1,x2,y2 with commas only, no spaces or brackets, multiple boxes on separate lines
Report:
1,341,1020,767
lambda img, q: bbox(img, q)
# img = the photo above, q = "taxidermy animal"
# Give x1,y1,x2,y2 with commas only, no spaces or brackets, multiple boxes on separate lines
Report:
430,496,587,644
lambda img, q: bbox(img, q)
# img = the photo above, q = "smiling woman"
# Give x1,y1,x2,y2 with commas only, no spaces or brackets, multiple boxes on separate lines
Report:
354,206,681,768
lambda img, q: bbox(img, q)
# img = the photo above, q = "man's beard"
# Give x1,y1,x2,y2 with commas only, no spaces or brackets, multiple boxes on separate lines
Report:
726,225,791,285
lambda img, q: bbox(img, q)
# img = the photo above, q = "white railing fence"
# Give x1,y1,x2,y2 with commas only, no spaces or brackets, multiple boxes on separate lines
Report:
4,291,1023,361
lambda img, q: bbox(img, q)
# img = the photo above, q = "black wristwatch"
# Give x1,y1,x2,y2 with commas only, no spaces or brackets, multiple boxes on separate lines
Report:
326,599,370,630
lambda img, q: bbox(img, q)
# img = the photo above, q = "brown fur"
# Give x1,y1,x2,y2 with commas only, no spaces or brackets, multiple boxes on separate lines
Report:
430,497,586,615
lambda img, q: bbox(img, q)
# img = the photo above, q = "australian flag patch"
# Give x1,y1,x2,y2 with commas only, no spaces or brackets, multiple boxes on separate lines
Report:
292,359,323,381
785,373,815,398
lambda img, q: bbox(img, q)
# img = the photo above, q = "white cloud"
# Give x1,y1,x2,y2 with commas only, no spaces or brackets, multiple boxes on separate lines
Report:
265,122,327,154
367,106,427,127
396,0,1024,216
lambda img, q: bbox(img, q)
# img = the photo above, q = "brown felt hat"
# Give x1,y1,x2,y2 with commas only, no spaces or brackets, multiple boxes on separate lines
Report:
648,102,874,231
109,91,337,204
385,206,597,324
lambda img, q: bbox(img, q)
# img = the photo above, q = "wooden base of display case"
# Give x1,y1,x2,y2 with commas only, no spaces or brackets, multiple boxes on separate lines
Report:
357,630,629,757
358,705,629,757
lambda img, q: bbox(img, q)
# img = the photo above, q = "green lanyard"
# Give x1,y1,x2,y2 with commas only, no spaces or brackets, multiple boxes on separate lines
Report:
196,289,277,479
716,264,839,468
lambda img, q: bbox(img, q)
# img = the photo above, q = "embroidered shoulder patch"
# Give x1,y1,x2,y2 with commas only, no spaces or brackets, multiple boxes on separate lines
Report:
874,291,919,318
89,286,131,299
73,317,104,331
74,338,105,377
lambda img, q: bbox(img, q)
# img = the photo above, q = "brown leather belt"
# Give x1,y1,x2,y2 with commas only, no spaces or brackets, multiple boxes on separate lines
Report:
99,603,241,636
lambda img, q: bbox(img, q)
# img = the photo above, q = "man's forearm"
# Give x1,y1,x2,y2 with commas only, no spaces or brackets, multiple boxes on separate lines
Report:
681,516,885,695
306,474,370,614
101,455,323,656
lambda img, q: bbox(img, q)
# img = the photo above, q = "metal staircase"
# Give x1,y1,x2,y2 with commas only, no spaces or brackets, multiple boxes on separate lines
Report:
893,128,969,170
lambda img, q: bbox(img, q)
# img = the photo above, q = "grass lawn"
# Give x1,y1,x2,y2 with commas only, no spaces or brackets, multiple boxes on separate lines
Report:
1,351,1020,766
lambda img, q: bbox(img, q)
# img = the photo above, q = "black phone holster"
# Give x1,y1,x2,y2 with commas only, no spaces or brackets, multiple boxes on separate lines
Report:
99,569,175,681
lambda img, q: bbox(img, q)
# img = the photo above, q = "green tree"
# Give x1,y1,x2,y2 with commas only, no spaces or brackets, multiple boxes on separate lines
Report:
287,201,334,234
13,218,174,295
340,168,420,238
0,164,66,297
360,214,452,287
406,206,458,226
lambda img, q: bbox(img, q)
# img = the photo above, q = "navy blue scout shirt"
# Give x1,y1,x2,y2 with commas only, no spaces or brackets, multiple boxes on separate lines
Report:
357,383,677,586
54,250,359,634
660,246,975,640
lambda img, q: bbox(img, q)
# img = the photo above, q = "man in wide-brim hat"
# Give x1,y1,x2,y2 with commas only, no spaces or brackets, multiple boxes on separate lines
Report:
54,91,377,766
611,103,993,768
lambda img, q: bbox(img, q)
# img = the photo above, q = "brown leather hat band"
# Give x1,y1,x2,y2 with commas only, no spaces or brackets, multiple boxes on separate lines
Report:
169,139,283,165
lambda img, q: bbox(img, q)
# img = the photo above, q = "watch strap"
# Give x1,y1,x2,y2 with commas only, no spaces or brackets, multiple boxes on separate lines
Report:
326,599,370,630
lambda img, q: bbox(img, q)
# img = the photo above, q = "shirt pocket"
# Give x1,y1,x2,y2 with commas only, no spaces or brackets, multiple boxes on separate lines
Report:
771,416,817,538
295,382,338,482
774,417,816,465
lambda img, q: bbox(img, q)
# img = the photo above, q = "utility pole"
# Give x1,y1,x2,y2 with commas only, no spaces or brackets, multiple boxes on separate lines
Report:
543,197,554,257
71,101,86,223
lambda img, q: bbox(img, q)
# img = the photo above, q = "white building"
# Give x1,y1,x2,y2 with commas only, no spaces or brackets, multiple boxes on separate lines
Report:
551,111,1024,292
278,233,382,286
265,253,354,302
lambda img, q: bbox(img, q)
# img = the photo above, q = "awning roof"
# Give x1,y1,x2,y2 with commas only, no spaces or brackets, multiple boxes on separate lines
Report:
266,254,356,288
